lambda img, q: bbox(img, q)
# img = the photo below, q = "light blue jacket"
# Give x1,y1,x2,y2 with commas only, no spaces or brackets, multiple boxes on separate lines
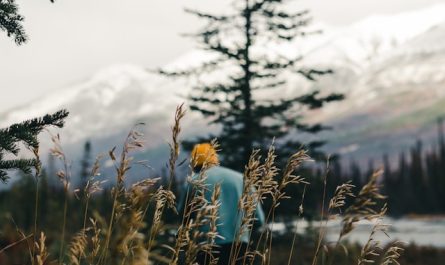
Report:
178,166,265,245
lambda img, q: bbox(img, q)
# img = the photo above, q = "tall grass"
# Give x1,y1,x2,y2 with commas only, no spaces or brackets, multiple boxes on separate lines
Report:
1,105,404,265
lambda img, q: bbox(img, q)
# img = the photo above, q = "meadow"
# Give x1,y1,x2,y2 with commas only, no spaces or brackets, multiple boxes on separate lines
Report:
0,105,426,265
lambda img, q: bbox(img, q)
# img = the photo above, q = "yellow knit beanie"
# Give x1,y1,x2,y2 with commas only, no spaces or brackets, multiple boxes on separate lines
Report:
191,143,219,168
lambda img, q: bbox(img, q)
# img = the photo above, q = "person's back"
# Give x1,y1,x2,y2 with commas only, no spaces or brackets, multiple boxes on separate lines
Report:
193,165,263,245
179,143,265,265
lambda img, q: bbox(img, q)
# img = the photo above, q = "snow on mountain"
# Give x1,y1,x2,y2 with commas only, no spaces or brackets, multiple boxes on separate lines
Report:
303,4,445,68
312,17,445,161
304,3,445,119
2,4,445,166
0,64,212,161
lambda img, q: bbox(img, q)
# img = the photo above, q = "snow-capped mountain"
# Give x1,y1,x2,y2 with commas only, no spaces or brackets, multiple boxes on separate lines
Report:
2,4,445,171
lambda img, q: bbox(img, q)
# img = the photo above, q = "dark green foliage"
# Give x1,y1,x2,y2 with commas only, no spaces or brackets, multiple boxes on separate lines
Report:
0,109,69,183
79,140,92,191
160,0,343,170
0,0,55,45
0,0,26,44
273,118,445,218
339,119,445,216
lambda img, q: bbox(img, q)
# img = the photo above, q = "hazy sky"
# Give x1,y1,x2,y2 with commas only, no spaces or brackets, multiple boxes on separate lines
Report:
0,0,443,112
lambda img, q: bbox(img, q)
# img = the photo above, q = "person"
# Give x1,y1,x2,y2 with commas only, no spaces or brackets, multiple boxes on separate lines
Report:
178,143,265,265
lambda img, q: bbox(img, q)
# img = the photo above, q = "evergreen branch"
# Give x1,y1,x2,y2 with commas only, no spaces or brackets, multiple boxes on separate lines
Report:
0,109,69,152
294,91,344,109
253,80,286,90
0,109,69,183
248,0,270,13
184,8,230,22
200,83,241,94
0,158,37,182
296,123,331,133
189,104,216,117
261,56,302,70
296,68,333,81
262,9,310,19
267,18,312,32
204,42,242,60
0,0,26,44
156,57,225,77
0,0,55,45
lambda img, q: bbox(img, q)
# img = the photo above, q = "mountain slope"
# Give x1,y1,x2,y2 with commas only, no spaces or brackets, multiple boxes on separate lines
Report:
2,4,445,172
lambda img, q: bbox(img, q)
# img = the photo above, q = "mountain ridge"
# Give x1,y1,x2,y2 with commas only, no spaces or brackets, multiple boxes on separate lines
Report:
2,4,445,171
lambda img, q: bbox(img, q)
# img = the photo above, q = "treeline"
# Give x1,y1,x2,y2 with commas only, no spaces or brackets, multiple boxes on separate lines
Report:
269,120,445,218
357,119,445,216
1,120,445,239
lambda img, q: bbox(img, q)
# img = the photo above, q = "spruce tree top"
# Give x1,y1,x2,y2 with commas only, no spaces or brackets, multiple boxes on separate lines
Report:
160,0,344,170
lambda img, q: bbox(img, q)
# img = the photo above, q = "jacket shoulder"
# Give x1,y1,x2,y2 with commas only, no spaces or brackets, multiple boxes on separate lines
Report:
207,166,243,183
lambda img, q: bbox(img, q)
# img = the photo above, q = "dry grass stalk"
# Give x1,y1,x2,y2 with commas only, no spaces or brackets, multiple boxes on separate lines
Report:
235,146,309,265
99,105,185,264
243,145,279,265
381,242,404,265
34,232,48,265
100,124,145,265
202,184,222,265
147,186,177,254
10,221,35,264
146,104,185,257
230,149,263,265
96,187,148,265
68,230,88,265
65,218,104,265
184,199,219,265
264,149,310,265
311,160,332,265
131,178,160,209
313,167,384,265
32,145,42,265
167,103,186,190
108,173,159,264
115,210,145,261
49,133,72,265
339,169,386,240
329,181,355,212
324,169,393,265
169,140,220,265
79,155,106,231
184,162,221,265
50,133,71,191
286,184,308,265
0,233,33,255
357,205,388,265
87,218,102,264
274,150,310,202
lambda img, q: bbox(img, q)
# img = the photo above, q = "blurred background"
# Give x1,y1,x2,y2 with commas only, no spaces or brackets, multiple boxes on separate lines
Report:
1,0,445,264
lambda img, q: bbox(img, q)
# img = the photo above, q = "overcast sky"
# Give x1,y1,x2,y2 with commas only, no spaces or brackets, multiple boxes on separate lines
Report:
0,0,443,112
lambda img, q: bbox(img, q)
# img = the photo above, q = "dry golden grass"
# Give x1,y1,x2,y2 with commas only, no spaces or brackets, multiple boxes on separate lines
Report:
2,105,404,265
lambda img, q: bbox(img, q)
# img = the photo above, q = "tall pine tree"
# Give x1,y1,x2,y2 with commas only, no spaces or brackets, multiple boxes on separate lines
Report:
160,0,343,170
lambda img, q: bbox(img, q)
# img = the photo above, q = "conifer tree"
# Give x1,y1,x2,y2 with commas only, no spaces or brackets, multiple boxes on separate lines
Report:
79,140,92,191
409,140,425,212
0,110,69,183
350,160,362,189
0,0,54,45
160,0,343,170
